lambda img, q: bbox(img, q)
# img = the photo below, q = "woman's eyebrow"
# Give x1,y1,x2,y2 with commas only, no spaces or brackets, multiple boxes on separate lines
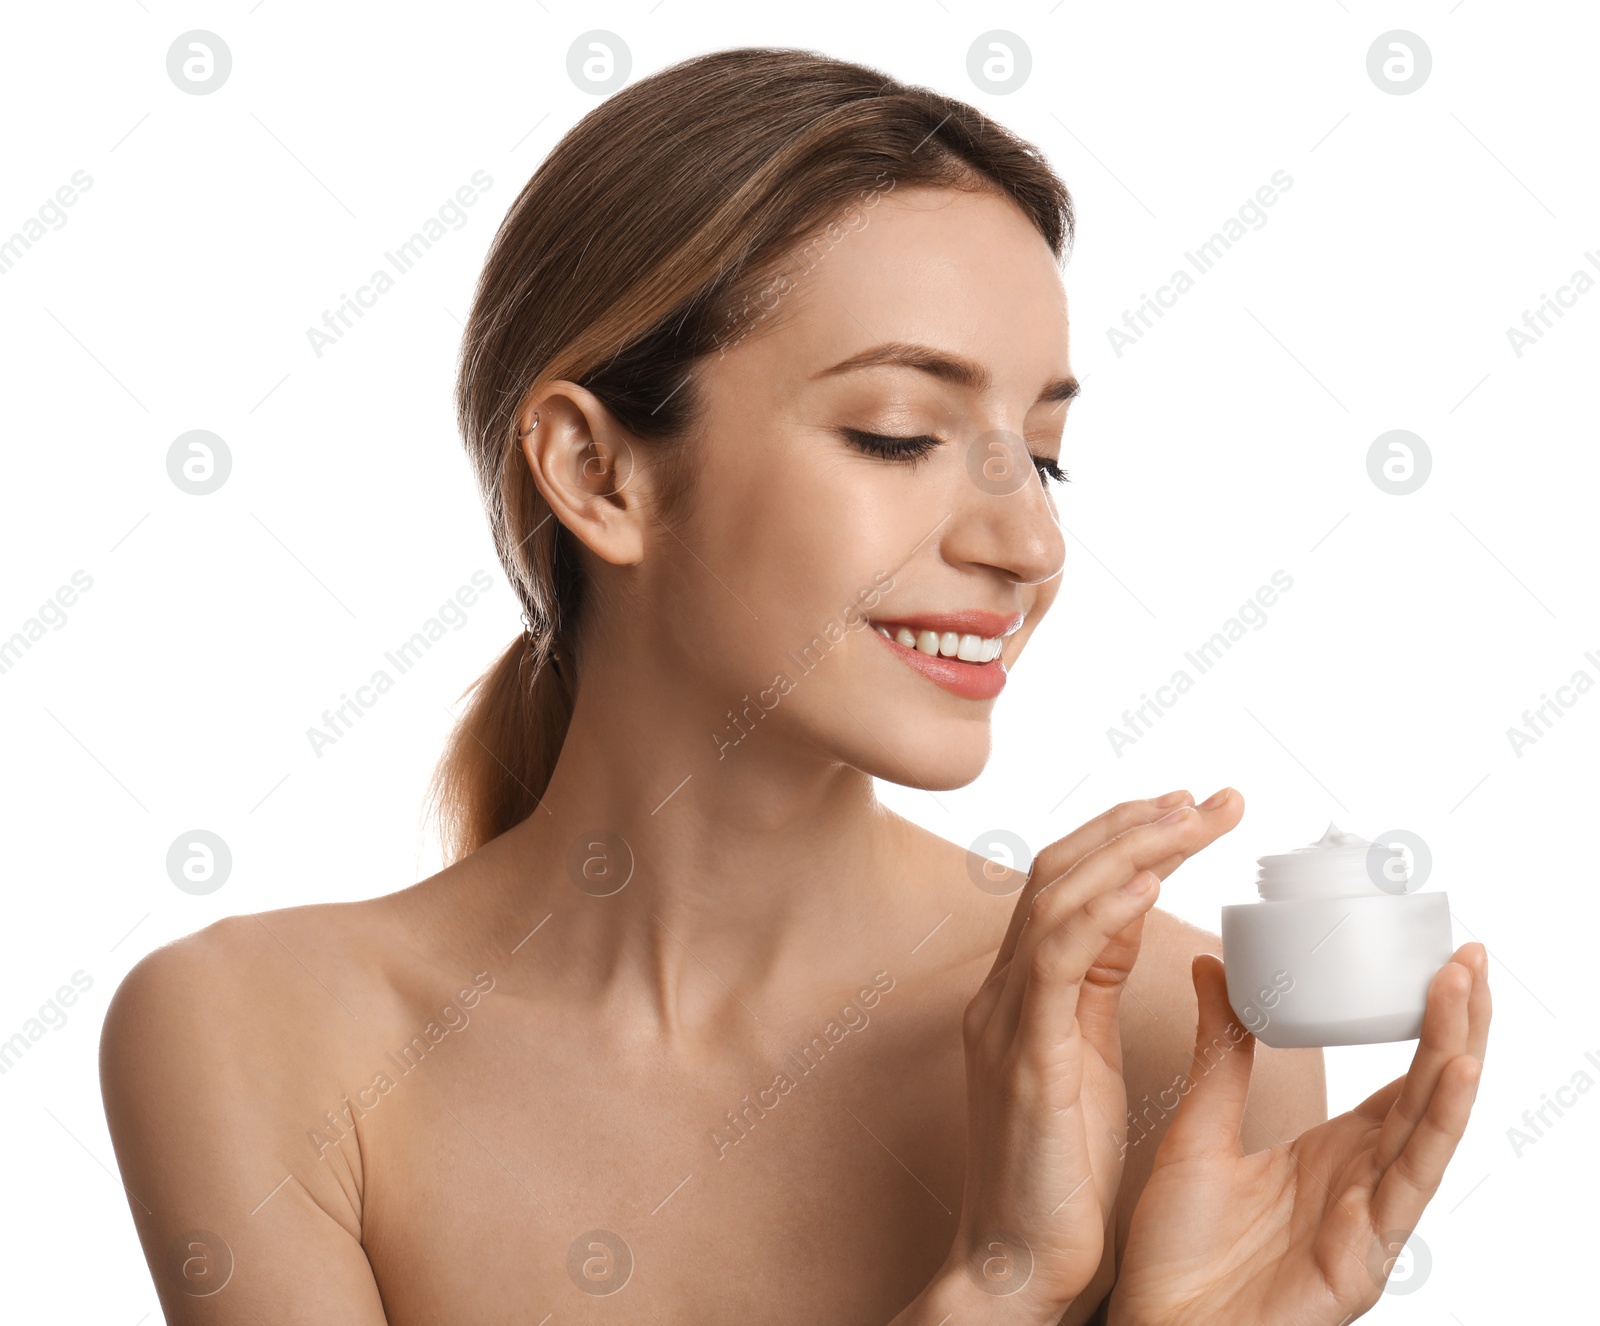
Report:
813,339,1079,405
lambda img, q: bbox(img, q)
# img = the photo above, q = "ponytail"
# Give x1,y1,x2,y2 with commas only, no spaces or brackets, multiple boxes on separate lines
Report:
427,634,573,867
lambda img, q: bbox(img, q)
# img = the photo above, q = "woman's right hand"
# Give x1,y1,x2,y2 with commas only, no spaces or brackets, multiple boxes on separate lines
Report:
940,787,1244,1322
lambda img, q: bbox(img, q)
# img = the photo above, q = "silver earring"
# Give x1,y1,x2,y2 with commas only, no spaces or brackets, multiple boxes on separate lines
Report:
518,411,540,439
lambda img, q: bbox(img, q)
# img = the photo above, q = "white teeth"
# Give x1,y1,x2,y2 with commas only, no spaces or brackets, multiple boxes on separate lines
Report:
875,623,1005,662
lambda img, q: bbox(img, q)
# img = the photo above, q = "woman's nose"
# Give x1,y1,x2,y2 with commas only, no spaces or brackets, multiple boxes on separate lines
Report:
944,429,1066,587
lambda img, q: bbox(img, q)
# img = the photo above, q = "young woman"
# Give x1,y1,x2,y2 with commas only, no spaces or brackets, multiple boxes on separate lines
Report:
100,47,1490,1325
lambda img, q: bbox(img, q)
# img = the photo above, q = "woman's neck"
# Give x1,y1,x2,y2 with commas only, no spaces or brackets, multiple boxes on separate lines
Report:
481,664,932,1045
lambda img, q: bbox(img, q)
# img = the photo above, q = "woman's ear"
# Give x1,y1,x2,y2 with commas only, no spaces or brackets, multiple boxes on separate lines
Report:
517,385,648,567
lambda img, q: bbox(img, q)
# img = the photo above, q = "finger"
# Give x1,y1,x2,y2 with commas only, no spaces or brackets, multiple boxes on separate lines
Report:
1369,1053,1482,1237
966,897,1154,1053
1372,959,1473,1172
1116,787,1246,890
992,807,1202,1043
1014,872,1162,1074
1458,942,1492,1065
1352,1073,1406,1124
996,794,1242,1032
1073,909,1153,1069
1154,954,1257,1164
985,794,1194,982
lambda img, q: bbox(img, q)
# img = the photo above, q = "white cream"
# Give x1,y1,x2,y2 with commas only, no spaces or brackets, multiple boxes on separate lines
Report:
1254,821,1405,901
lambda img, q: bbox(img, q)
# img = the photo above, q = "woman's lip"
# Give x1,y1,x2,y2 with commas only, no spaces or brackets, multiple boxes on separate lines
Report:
870,628,1008,700
866,610,1024,638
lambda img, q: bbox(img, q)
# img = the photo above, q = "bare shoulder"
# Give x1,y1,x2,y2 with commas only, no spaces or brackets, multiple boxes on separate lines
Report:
103,895,418,1059
895,818,1021,977
98,896,431,1315
100,896,421,1217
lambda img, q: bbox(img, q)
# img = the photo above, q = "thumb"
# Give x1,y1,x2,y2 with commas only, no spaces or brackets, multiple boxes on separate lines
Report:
1158,953,1257,1163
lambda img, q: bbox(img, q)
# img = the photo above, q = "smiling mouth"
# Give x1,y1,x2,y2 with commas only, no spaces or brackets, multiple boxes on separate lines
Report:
863,612,1022,700
865,608,1023,661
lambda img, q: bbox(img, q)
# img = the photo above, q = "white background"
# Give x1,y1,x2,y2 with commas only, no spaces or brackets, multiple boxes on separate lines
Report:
2,1,1594,1320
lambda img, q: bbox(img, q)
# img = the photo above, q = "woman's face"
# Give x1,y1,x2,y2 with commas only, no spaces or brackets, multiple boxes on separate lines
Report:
647,183,1071,789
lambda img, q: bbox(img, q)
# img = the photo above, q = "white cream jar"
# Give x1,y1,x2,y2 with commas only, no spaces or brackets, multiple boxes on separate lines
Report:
1219,824,1455,1048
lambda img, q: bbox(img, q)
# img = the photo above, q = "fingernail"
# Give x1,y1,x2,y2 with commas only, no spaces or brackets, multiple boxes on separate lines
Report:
1199,787,1233,811
1153,790,1190,808
1121,871,1155,894
1157,805,1196,824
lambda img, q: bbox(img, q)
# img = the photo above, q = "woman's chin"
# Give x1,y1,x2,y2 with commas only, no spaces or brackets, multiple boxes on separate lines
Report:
853,731,993,792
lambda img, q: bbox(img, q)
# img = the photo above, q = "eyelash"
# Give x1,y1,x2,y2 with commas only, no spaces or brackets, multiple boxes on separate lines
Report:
838,429,1070,485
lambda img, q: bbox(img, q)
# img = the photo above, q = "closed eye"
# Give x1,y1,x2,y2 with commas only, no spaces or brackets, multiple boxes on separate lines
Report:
837,427,942,466
838,428,1069,485
1033,453,1069,485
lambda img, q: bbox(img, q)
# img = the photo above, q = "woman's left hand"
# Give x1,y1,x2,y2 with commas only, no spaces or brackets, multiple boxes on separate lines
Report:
1108,941,1491,1326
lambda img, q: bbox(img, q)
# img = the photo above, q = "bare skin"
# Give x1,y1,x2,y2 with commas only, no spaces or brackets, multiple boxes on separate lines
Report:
100,185,1328,1323
98,806,1320,1325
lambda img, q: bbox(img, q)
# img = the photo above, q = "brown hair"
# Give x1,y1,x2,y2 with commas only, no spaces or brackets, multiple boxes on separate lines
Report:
428,45,1075,864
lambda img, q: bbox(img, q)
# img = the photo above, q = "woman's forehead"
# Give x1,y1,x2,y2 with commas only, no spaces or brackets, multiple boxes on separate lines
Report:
712,188,1070,400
